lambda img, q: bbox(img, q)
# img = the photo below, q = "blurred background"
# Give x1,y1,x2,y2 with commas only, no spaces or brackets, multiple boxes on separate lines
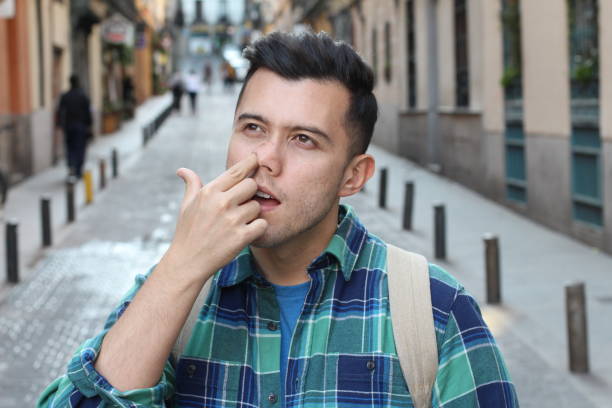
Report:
0,0,611,406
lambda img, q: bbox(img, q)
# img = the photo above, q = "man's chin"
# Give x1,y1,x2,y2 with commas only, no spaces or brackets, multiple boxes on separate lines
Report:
250,228,288,249
250,236,280,249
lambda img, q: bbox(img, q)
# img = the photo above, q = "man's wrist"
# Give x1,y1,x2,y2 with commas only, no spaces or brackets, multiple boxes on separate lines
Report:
154,249,214,294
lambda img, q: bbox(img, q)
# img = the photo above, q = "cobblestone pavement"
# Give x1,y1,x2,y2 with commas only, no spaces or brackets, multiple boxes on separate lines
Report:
0,84,609,406
0,242,164,406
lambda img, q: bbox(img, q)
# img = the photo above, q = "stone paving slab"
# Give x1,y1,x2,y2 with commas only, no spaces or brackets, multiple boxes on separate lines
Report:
0,241,165,407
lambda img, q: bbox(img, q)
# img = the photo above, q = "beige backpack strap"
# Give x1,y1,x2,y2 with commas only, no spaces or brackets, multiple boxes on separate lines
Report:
386,244,438,408
172,277,213,361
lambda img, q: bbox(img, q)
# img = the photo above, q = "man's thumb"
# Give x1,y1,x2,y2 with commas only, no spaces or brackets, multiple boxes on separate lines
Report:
176,168,203,205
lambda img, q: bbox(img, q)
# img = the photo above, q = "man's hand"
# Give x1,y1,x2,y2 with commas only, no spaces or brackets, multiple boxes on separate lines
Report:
94,153,268,392
163,152,268,285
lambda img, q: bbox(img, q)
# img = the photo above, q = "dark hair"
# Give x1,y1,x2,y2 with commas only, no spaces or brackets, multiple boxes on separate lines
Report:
69,74,80,89
237,31,378,156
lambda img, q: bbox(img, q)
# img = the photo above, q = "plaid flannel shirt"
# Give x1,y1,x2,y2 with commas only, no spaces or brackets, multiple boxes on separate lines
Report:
38,205,519,407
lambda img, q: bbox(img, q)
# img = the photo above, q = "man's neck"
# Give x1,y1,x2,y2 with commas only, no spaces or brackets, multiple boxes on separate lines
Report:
251,206,340,286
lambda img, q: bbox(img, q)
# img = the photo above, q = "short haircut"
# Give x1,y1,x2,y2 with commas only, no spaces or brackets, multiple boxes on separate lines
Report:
69,74,80,88
237,31,378,157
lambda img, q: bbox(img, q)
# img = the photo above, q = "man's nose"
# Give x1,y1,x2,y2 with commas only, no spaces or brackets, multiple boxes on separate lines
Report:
253,138,282,177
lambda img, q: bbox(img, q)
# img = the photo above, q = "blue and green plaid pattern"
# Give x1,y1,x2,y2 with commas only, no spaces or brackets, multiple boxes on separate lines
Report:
38,205,518,407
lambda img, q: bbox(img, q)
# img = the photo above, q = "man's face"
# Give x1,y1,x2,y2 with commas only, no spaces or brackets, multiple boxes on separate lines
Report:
227,69,353,248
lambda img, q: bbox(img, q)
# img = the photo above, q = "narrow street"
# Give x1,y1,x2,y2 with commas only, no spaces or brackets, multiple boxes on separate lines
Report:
0,84,611,407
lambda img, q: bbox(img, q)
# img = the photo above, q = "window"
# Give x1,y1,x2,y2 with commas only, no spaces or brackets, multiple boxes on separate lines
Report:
332,9,353,45
36,0,45,107
501,0,526,203
568,0,602,226
406,0,417,108
372,28,378,81
384,22,392,82
454,0,469,108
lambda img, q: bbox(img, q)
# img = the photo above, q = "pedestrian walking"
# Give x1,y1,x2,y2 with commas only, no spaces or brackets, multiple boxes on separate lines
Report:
185,69,200,115
122,75,135,118
221,59,236,92
56,74,92,180
39,32,519,408
203,62,212,93
169,71,184,113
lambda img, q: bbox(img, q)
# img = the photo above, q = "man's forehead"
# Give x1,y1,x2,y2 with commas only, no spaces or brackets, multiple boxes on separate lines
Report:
235,69,350,127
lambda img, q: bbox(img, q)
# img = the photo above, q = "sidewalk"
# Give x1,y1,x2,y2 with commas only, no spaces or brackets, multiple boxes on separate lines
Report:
0,93,172,301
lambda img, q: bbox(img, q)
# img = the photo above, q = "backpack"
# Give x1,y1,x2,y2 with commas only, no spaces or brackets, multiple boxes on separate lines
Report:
173,244,438,408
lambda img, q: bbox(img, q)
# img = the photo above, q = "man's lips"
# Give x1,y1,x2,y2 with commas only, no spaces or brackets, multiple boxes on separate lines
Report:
253,185,281,210
254,185,279,201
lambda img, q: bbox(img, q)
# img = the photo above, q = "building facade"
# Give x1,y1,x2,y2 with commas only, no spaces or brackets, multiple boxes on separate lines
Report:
0,0,173,185
272,0,612,254
0,0,72,182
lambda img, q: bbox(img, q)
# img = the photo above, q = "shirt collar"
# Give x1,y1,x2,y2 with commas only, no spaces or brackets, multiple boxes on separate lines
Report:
216,204,368,288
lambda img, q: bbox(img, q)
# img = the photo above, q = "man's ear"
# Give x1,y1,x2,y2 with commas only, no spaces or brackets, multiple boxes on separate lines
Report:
338,154,375,198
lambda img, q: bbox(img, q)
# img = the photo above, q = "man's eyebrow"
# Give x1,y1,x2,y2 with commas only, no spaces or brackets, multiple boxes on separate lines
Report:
236,113,268,124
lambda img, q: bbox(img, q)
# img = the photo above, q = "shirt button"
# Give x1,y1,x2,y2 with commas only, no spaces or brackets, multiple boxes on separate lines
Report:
267,321,278,331
186,363,197,378
268,392,278,403
366,360,376,370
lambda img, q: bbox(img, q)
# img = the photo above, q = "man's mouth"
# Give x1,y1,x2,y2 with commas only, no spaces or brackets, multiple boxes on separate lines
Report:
253,188,281,211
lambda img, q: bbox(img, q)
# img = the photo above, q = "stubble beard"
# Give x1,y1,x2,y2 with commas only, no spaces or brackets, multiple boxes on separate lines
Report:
250,191,339,249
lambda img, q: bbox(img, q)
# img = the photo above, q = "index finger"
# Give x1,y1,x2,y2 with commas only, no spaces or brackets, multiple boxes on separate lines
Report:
209,153,258,192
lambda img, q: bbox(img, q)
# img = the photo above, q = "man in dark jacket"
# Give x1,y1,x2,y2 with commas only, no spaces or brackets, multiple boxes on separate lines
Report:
57,74,93,179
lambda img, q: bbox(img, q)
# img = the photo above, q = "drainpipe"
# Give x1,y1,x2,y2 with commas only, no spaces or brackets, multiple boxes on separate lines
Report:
426,0,440,171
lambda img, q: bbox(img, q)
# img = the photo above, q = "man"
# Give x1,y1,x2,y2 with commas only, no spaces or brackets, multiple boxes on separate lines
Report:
56,75,93,179
39,32,518,407
170,71,184,113
203,62,213,93
185,69,201,115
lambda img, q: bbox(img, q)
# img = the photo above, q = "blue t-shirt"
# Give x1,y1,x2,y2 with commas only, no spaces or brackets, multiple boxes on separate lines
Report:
272,281,310,406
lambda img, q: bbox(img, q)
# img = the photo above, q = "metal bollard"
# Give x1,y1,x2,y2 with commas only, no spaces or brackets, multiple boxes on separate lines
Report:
66,179,76,223
484,234,501,304
566,282,589,373
403,182,414,230
112,149,119,179
379,168,388,209
84,170,94,205
142,126,148,146
40,197,52,247
434,203,446,259
6,221,19,283
99,159,107,190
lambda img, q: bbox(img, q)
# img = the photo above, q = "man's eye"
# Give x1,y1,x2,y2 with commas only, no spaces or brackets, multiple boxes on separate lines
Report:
245,123,262,132
295,134,314,145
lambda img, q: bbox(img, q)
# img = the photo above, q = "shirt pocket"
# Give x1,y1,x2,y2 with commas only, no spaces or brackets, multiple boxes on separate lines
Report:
303,353,411,407
174,357,247,407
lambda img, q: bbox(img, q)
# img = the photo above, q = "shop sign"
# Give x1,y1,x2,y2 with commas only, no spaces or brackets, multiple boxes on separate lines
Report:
0,0,15,19
102,13,135,45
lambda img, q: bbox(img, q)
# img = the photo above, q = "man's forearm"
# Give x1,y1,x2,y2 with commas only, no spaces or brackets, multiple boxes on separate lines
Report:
94,257,208,392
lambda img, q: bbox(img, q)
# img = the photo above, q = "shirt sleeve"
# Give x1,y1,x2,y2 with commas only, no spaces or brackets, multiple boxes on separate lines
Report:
432,288,519,407
37,267,176,408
